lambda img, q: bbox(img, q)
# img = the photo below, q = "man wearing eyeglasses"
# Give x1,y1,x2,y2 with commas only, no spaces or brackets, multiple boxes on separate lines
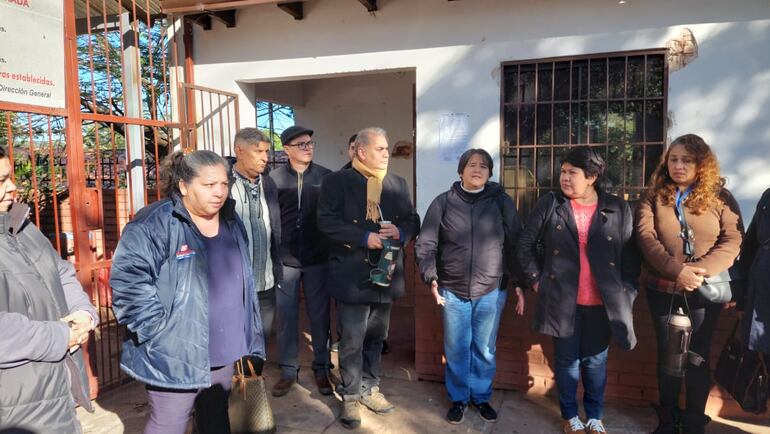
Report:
269,125,335,397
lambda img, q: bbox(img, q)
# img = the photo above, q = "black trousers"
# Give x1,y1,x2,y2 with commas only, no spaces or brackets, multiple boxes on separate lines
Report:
337,301,392,399
647,289,721,416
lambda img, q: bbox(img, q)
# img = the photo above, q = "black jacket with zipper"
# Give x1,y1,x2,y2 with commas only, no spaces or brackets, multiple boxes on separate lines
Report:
270,161,332,267
416,181,522,300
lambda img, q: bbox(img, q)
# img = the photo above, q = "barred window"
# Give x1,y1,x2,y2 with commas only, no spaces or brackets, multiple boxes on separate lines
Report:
501,51,668,217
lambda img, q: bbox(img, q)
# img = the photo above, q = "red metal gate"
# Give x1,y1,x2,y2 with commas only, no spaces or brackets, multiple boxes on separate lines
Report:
0,0,239,397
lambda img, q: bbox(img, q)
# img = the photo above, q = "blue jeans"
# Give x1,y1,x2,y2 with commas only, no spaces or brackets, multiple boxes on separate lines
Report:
553,305,610,420
276,264,331,378
441,288,506,404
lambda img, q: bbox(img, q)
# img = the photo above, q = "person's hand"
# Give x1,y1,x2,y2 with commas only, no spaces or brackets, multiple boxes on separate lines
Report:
379,223,400,241
723,301,737,310
62,311,94,332
66,327,88,350
62,311,94,350
367,232,384,249
431,280,446,306
514,287,525,316
676,266,706,291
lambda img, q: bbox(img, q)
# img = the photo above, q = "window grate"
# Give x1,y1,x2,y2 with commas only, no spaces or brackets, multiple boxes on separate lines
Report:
500,50,668,218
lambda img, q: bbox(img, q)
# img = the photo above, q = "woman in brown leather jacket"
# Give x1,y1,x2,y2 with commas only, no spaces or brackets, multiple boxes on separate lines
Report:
635,134,742,434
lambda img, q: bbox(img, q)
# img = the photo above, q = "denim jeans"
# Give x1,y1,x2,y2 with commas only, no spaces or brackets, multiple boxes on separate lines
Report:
441,288,506,404
276,264,331,378
553,305,610,420
337,301,392,400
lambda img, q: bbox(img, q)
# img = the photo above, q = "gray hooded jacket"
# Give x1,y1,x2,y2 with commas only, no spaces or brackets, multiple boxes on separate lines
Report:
0,203,97,433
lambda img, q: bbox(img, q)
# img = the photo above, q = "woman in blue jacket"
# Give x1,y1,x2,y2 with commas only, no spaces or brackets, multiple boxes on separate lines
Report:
110,150,265,434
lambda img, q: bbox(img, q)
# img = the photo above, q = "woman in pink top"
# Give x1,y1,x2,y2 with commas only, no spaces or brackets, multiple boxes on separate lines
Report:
516,147,640,434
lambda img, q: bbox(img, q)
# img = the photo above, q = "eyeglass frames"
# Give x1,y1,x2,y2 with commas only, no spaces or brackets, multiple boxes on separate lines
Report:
285,140,316,150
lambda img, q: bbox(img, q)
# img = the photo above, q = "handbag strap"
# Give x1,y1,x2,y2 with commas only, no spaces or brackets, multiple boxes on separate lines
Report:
246,358,257,377
666,288,692,326
674,196,696,261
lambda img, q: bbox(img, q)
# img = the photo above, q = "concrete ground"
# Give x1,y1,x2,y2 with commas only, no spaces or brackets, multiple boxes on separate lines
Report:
77,361,770,434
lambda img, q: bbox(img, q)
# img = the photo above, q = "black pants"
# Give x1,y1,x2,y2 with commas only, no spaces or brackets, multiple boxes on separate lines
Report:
337,301,392,399
647,289,721,416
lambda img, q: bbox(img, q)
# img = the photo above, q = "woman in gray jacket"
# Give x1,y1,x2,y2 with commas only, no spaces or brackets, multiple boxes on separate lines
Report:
0,146,97,434
416,148,524,425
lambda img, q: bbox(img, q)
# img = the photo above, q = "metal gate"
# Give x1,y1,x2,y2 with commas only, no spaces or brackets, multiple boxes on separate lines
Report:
0,0,239,396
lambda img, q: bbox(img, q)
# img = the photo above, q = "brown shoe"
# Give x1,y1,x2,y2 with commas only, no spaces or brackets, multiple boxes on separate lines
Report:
315,371,333,395
340,399,361,429
585,418,607,434
271,377,296,397
359,387,395,414
563,416,587,433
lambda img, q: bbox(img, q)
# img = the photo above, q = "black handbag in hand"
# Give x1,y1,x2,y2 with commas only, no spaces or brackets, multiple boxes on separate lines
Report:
714,320,769,414
678,208,733,303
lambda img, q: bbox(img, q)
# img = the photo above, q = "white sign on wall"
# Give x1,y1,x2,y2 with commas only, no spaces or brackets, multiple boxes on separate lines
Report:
438,113,470,162
0,0,66,109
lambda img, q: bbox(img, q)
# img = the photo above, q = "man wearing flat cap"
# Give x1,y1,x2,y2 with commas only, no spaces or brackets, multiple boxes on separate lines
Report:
269,125,335,397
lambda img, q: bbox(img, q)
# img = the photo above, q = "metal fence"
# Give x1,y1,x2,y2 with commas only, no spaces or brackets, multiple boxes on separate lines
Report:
0,0,238,396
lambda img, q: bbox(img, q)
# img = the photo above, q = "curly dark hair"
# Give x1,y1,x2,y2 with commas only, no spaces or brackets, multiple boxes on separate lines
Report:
645,134,725,215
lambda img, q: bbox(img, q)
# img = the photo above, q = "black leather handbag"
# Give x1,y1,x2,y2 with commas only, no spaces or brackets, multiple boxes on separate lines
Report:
714,320,769,414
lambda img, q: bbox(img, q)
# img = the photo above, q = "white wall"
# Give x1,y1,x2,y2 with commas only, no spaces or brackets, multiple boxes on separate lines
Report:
190,0,770,219
295,71,414,191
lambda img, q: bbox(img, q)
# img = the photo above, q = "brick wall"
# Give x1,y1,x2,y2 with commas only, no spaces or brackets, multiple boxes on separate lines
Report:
413,264,768,420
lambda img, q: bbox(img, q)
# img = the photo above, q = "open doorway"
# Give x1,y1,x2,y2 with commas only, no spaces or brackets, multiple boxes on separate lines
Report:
250,69,418,372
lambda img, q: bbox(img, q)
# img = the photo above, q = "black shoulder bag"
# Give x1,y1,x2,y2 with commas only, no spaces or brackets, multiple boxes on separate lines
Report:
714,319,769,414
677,203,733,303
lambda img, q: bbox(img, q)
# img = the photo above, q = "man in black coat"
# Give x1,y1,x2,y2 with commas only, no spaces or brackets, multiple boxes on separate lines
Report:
317,127,420,429
269,125,334,397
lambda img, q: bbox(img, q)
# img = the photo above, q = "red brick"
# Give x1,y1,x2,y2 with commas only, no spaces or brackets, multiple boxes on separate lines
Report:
496,361,525,374
618,373,657,388
605,384,643,400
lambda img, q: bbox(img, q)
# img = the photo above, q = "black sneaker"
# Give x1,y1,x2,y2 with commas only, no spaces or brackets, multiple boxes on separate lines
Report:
474,402,497,423
446,402,466,424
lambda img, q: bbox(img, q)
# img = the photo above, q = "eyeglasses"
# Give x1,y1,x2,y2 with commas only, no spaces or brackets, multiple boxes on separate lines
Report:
286,140,315,150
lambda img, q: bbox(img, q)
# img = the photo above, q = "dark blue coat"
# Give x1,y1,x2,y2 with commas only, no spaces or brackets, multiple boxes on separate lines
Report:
734,188,770,353
110,195,265,389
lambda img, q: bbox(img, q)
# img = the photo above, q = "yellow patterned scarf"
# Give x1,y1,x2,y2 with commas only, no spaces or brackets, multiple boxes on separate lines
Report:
352,157,386,222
